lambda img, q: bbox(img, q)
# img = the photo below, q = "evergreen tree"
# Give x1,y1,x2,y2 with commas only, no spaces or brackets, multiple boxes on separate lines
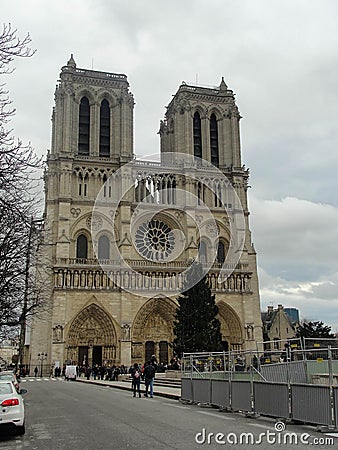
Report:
173,262,223,357
296,320,336,347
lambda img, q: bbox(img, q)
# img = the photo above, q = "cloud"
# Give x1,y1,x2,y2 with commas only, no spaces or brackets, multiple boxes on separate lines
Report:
259,267,338,332
249,196,338,280
252,195,338,330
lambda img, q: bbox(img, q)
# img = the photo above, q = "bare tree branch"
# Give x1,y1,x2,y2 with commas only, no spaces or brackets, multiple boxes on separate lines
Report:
0,24,47,344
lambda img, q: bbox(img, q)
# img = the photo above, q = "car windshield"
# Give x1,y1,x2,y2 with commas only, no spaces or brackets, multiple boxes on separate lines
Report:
0,382,13,395
0,374,14,380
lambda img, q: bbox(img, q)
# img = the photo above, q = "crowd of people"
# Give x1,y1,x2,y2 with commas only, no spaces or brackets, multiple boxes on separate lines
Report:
52,355,181,381
11,355,182,384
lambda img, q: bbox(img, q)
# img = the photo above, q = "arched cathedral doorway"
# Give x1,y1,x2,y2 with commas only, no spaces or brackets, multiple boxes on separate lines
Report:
66,303,117,366
132,297,176,365
217,301,243,351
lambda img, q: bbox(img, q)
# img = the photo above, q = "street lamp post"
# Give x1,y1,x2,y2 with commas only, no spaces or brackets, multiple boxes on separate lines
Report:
19,217,44,367
37,352,47,377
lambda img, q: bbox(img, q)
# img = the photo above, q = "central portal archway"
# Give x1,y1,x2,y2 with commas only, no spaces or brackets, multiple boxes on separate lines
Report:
66,303,117,366
132,297,177,365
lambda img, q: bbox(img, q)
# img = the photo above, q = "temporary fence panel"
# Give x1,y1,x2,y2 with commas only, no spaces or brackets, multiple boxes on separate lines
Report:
334,386,338,428
231,380,251,412
192,379,211,404
181,377,193,401
253,381,289,418
211,379,230,408
231,372,253,381
260,361,307,383
291,384,332,426
306,360,338,382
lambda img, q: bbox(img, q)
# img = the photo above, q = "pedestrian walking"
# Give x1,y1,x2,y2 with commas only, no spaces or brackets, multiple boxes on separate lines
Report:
34,366,38,377
144,360,156,398
131,363,141,398
112,366,120,381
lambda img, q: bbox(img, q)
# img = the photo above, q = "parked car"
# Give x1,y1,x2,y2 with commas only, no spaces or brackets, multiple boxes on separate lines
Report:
0,380,27,434
0,371,20,392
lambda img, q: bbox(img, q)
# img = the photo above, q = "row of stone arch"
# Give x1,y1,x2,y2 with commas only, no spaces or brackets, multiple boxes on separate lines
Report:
65,297,244,365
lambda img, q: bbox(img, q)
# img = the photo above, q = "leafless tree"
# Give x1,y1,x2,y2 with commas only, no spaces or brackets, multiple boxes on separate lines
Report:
0,24,48,354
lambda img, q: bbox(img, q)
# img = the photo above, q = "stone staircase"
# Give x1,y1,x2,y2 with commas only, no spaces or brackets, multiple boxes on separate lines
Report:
123,371,181,389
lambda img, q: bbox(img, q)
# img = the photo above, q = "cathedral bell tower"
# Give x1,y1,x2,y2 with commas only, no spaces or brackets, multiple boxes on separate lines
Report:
30,56,136,370
159,78,241,168
51,54,134,160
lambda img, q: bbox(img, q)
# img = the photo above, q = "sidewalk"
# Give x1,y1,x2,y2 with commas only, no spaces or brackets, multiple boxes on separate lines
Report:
76,377,181,400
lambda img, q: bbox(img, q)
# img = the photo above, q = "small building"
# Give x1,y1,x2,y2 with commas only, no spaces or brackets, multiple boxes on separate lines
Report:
261,304,299,351
0,339,19,368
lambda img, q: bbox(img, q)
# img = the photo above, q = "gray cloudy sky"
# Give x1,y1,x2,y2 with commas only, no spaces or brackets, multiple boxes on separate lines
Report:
3,0,338,330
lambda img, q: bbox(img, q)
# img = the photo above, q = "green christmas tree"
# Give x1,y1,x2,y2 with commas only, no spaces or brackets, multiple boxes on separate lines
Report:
172,262,223,357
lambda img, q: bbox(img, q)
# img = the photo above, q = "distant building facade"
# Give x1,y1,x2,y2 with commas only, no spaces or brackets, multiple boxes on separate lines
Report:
28,56,263,370
0,339,19,368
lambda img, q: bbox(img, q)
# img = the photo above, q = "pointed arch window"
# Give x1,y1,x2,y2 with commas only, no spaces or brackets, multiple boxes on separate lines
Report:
99,99,110,156
199,240,207,263
217,241,226,263
78,97,90,155
193,112,202,159
103,174,108,197
210,113,219,167
197,181,205,205
76,234,88,259
98,235,110,260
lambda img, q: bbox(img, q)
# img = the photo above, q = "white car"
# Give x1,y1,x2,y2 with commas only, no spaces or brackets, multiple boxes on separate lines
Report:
0,371,20,392
0,380,26,435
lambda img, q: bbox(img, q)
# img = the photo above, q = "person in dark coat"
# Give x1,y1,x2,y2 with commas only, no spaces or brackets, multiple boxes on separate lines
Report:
131,363,141,398
144,360,156,398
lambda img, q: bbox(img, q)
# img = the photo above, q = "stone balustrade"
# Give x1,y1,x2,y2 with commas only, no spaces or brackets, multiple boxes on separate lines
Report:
53,266,252,293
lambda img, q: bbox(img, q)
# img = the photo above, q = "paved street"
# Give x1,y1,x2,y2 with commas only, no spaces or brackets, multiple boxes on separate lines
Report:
0,378,337,449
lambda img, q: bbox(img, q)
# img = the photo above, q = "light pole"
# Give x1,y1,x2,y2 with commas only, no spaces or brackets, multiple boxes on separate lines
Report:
19,217,44,367
37,352,47,377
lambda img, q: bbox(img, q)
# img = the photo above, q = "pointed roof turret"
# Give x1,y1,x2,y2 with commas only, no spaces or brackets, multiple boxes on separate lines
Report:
219,77,228,91
67,54,76,68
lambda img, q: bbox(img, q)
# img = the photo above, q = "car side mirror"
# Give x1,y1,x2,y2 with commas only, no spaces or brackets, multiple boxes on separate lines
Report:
19,389,27,395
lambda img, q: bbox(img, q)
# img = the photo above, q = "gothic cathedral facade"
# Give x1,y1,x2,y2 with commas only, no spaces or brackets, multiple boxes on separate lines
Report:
28,55,263,370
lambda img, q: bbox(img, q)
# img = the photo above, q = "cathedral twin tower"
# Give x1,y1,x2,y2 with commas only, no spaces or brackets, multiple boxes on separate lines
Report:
29,55,262,369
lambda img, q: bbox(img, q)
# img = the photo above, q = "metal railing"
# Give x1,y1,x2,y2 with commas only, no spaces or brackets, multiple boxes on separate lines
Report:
181,346,338,428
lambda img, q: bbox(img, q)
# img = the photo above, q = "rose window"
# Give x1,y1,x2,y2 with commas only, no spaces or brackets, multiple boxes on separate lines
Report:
135,219,175,261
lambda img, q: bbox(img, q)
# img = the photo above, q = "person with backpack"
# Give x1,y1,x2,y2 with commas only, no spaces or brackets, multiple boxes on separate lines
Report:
131,363,141,398
144,360,156,398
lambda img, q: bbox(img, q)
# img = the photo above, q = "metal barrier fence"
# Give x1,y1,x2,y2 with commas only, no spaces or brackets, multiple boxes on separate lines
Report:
181,347,338,428
260,360,307,383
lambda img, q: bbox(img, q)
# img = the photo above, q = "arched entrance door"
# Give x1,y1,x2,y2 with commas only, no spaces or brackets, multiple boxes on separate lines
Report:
216,301,243,350
67,303,117,366
132,297,176,365
145,341,155,362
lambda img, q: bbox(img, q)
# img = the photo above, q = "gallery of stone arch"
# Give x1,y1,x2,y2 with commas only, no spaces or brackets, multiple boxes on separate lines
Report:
28,55,263,370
